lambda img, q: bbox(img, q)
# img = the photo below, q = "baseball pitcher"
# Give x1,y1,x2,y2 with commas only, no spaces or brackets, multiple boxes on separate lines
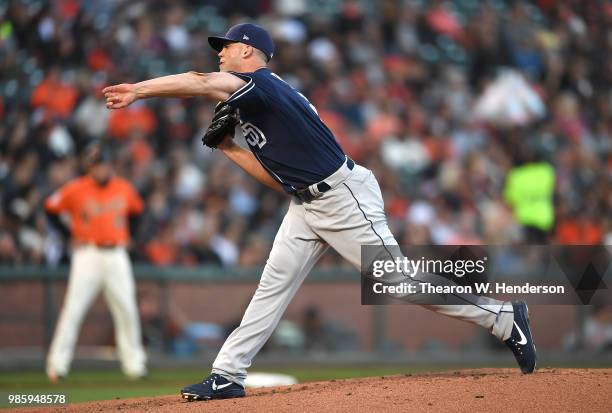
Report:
103,23,536,401
45,142,147,382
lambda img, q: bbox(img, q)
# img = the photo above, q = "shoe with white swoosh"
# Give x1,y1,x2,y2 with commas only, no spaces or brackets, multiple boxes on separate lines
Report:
181,373,245,401
505,301,537,374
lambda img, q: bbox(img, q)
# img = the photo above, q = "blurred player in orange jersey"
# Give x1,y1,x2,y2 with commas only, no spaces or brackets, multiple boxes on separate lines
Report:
45,141,147,382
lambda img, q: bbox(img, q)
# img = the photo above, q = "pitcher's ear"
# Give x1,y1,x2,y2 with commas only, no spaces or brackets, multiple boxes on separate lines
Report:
242,44,254,59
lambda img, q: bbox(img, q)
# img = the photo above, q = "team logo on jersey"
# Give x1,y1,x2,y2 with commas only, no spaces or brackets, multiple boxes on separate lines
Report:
241,122,267,149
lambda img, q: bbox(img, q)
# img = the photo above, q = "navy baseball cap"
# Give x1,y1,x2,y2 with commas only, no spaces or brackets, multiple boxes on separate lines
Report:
84,140,113,166
208,23,275,61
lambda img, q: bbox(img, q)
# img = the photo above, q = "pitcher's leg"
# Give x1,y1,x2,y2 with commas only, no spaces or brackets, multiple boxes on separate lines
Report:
212,201,328,387
102,249,147,377
47,247,103,377
311,167,514,340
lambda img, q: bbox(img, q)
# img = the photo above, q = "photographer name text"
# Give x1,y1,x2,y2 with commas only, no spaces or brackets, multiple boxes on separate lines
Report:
372,282,566,295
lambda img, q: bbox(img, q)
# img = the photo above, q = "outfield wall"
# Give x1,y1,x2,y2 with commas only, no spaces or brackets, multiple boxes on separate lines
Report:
0,266,582,354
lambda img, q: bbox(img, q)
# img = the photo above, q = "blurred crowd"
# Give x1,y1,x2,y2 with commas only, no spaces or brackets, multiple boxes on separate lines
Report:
137,294,361,356
0,0,610,266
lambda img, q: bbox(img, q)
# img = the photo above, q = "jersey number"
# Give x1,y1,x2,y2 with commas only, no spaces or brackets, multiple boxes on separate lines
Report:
270,73,319,116
241,122,267,149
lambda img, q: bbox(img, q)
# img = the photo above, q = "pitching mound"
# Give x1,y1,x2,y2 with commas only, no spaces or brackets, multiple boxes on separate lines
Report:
15,369,612,412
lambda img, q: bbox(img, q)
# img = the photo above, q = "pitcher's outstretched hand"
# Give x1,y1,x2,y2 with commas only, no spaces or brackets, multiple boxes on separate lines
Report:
103,83,137,109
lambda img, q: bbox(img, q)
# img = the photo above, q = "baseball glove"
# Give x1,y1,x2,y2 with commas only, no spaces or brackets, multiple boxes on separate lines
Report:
202,102,239,149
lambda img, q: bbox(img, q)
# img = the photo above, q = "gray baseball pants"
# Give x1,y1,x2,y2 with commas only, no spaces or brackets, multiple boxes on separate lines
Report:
212,161,514,386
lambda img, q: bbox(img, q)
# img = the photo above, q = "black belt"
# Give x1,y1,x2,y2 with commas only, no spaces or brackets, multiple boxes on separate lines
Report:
295,158,354,203
94,243,120,249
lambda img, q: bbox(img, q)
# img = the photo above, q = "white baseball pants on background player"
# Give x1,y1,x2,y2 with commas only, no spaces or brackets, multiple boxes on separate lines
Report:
46,246,147,378
212,160,515,387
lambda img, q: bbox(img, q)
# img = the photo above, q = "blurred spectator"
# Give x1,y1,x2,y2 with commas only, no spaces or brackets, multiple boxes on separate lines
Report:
107,101,157,140
0,0,610,267
301,306,360,352
138,289,225,356
564,302,612,353
138,290,182,353
31,68,79,120
503,153,555,243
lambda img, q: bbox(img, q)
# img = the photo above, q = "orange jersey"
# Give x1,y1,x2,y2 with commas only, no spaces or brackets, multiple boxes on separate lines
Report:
45,175,144,245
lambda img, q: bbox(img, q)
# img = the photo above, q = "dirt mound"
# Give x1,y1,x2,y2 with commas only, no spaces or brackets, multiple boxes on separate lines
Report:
12,369,612,412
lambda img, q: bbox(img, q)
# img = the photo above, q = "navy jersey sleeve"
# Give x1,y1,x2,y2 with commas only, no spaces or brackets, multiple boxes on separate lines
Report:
225,71,269,112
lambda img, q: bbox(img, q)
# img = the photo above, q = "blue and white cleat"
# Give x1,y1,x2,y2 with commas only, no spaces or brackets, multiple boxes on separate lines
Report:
505,301,537,374
181,373,245,401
